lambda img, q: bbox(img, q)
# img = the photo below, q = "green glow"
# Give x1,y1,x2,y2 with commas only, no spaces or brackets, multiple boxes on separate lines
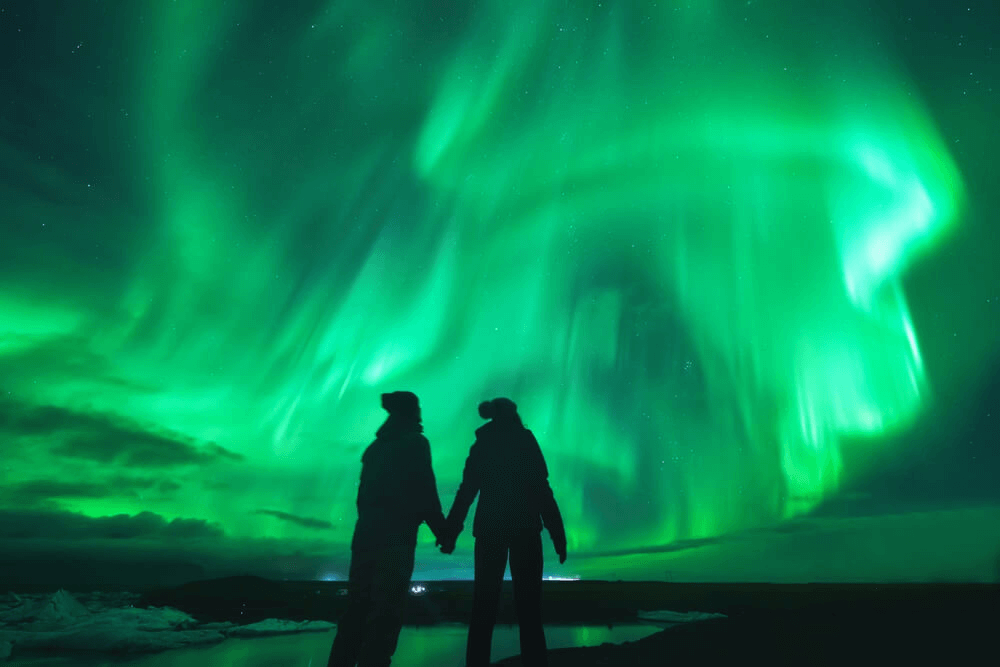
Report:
1,0,983,582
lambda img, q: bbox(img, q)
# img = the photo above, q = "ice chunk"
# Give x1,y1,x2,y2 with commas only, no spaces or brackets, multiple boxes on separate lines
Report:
224,619,335,638
0,590,89,625
637,610,727,627
0,591,335,660
18,606,195,634
118,606,199,631
0,593,219,659
198,621,237,631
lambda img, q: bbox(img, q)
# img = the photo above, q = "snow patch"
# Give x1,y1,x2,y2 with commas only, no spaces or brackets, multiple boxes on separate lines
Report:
0,590,335,661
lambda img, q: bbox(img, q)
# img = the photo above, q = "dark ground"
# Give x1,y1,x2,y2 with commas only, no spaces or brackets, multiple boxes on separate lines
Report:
136,578,999,665
494,608,994,666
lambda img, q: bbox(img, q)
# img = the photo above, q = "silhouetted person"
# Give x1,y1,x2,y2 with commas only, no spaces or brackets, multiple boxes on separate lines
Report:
328,391,448,667
440,398,567,667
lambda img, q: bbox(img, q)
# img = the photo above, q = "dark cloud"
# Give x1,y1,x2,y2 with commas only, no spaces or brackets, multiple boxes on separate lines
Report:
203,443,245,463
158,480,182,493
577,514,880,560
0,509,224,540
55,431,205,466
2,480,110,502
579,533,736,559
0,509,346,592
0,396,243,467
578,504,1000,565
255,509,335,530
0,335,157,396
0,475,182,507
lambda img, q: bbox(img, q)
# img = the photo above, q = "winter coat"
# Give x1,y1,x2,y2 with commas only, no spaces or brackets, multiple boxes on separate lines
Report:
351,417,447,552
447,420,566,548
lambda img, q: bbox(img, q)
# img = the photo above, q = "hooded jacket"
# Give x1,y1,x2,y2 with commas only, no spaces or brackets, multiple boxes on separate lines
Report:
351,415,447,551
447,419,566,548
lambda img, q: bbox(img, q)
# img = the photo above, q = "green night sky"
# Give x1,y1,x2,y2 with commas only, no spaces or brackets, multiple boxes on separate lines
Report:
1,0,998,586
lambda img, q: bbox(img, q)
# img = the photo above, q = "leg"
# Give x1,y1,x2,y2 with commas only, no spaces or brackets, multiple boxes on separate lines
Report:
356,544,416,667
510,532,547,667
467,535,509,667
328,549,376,667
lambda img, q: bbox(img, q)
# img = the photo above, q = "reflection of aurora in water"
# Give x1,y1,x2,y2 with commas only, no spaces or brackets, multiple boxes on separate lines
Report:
4,625,660,667
0,0,980,581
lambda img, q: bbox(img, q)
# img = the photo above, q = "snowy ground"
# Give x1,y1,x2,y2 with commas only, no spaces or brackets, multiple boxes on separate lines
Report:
0,590,332,661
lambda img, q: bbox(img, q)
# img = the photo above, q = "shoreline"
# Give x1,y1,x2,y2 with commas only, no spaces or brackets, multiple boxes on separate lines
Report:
136,578,1000,625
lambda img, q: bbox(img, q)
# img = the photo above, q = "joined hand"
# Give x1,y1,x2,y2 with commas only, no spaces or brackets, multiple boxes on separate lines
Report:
438,536,457,554
435,520,460,555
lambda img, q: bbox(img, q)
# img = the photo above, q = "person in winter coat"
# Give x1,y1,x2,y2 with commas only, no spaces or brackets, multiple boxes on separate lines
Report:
327,391,448,667
439,397,567,667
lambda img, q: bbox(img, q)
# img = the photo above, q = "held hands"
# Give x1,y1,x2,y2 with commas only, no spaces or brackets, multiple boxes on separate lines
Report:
435,519,461,555
435,522,567,563
437,535,457,555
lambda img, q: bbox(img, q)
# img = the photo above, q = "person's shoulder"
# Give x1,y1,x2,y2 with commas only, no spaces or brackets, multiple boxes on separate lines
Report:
468,426,492,456
473,424,497,447
361,438,381,462
521,429,544,457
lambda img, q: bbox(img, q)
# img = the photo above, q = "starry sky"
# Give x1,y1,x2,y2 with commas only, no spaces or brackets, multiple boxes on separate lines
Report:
1,0,999,589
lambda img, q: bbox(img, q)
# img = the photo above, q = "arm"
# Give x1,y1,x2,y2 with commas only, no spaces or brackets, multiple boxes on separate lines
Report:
415,438,447,541
445,443,482,536
528,433,567,558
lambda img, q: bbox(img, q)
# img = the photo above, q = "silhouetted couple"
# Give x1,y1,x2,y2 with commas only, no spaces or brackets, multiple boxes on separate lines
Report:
328,391,567,667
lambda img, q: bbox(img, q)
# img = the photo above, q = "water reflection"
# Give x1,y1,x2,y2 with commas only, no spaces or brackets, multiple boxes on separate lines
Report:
12,624,661,667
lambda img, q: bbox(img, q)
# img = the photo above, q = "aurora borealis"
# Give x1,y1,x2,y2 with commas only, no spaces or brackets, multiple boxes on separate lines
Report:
2,0,999,586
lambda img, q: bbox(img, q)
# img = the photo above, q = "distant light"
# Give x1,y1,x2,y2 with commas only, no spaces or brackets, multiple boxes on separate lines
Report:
319,573,340,582
543,576,580,581
409,584,427,595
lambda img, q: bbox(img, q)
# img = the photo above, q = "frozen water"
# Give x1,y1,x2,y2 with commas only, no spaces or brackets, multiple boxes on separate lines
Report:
0,625,226,654
0,590,334,661
4,622,663,666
